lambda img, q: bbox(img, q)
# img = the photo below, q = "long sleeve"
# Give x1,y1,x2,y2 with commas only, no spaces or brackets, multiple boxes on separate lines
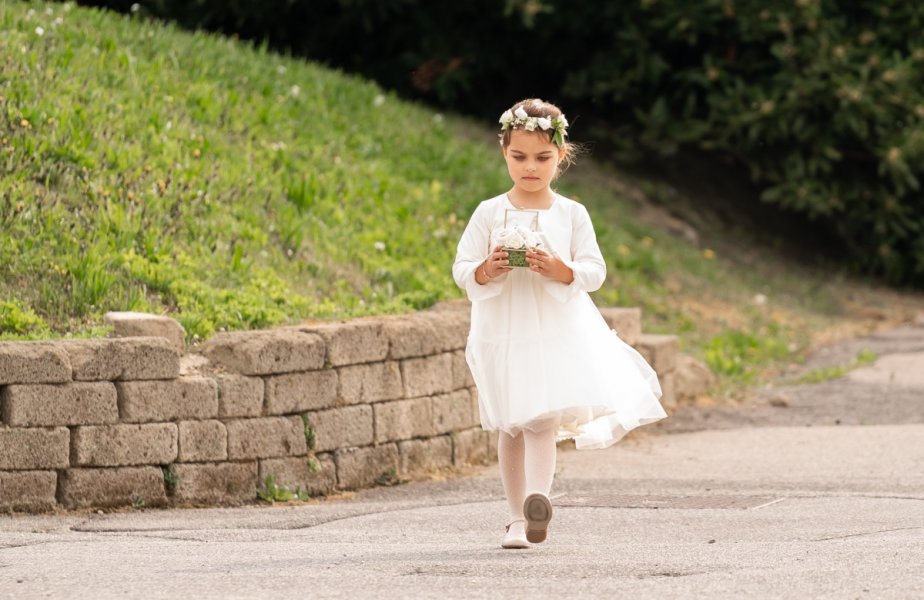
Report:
453,200,508,301
542,203,606,303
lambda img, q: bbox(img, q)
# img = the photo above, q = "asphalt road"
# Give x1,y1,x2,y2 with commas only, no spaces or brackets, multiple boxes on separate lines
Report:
2,326,922,599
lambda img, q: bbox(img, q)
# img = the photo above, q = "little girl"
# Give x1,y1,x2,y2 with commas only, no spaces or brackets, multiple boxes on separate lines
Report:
452,98,667,549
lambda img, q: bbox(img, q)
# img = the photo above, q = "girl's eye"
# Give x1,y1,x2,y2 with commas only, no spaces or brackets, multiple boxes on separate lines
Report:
538,157,549,162
513,156,525,161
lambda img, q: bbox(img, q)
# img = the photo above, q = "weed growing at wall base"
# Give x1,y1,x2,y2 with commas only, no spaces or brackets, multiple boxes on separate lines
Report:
257,474,308,503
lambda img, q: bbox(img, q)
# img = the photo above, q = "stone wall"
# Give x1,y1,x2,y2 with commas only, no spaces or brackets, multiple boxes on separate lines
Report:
0,303,678,513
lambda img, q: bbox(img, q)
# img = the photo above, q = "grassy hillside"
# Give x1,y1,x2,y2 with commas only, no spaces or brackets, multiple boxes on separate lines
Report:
2,1,923,393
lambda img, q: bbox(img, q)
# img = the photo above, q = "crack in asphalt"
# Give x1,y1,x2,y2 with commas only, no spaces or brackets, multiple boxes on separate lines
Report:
813,525,924,542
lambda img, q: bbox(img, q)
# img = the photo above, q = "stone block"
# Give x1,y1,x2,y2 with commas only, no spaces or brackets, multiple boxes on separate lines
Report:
338,361,403,404
1,382,117,426
104,311,186,353
470,388,482,425
225,416,307,459
432,390,476,434
381,315,439,359
416,310,469,353
451,350,474,390
117,376,218,423
334,444,398,490
58,467,167,509
634,333,679,374
298,319,388,366
659,370,677,411
374,397,434,443
258,454,337,497
71,423,178,467
168,462,257,504
200,329,325,375
675,353,716,402
453,428,490,466
0,342,71,385
398,436,453,475
66,337,179,381
598,307,642,346
179,353,211,376
264,370,337,414
0,427,69,470
178,420,227,462
307,405,373,452
216,374,264,418
401,353,453,398
0,470,58,512
486,430,499,461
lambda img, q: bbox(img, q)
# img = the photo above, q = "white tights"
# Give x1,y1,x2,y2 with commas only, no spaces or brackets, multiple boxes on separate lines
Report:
497,421,557,522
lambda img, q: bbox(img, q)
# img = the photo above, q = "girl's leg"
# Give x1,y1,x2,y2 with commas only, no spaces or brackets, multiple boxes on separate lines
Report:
522,423,557,496
497,430,526,521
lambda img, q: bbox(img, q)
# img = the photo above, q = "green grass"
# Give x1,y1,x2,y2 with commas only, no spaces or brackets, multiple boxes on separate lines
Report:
2,1,923,396
791,349,878,385
1,1,504,341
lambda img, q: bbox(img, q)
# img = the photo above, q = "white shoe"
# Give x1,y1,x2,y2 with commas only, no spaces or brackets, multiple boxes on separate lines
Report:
501,519,529,549
524,493,552,543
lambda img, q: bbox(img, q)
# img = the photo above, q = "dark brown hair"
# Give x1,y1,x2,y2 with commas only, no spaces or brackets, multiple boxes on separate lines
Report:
499,98,580,174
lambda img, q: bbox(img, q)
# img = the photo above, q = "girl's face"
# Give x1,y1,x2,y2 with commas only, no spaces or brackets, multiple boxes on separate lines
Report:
502,130,562,196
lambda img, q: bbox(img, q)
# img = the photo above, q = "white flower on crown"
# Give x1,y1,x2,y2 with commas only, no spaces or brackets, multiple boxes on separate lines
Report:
498,105,569,146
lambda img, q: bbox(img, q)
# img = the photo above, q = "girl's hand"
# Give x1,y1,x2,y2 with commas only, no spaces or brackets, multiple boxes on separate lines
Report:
483,245,511,279
527,248,574,284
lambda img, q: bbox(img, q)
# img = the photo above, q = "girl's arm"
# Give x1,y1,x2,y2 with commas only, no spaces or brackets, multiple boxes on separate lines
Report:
542,203,606,303
452,202,509,301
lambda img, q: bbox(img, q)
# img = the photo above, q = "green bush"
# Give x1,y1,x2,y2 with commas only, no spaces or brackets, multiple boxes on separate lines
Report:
0,300,49,336
570,1,924,284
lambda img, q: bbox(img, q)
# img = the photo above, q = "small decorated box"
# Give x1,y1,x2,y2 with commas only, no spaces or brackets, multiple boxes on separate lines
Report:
495,209,541,268
504,247,529,268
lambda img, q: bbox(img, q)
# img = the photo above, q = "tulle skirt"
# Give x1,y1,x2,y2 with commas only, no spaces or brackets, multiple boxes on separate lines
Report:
465,271,667,449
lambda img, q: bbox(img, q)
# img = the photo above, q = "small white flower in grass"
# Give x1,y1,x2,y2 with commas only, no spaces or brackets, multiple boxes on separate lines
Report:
53,17,63,26
45,7,54,15
753,293,768,306
130,3,141,13
289,84,300,97
433,113,444,124
374,241,386,252
514,106,529,120
63,3,73,12
537,117,552,130
35,26,45,36
373,94,386,107
276,65,286,75
27,9,35,18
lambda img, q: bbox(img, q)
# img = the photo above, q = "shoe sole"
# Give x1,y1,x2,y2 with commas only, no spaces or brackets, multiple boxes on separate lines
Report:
500,538,530,550
524,493,552,544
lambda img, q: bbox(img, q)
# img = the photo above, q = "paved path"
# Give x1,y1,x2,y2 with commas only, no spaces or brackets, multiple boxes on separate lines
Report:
2,327,923,599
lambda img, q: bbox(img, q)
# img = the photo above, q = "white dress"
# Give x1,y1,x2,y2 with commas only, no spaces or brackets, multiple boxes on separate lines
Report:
452,193,667,449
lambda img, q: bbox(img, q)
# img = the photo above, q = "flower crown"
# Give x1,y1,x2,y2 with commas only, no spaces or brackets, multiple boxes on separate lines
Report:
499,106,569,147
